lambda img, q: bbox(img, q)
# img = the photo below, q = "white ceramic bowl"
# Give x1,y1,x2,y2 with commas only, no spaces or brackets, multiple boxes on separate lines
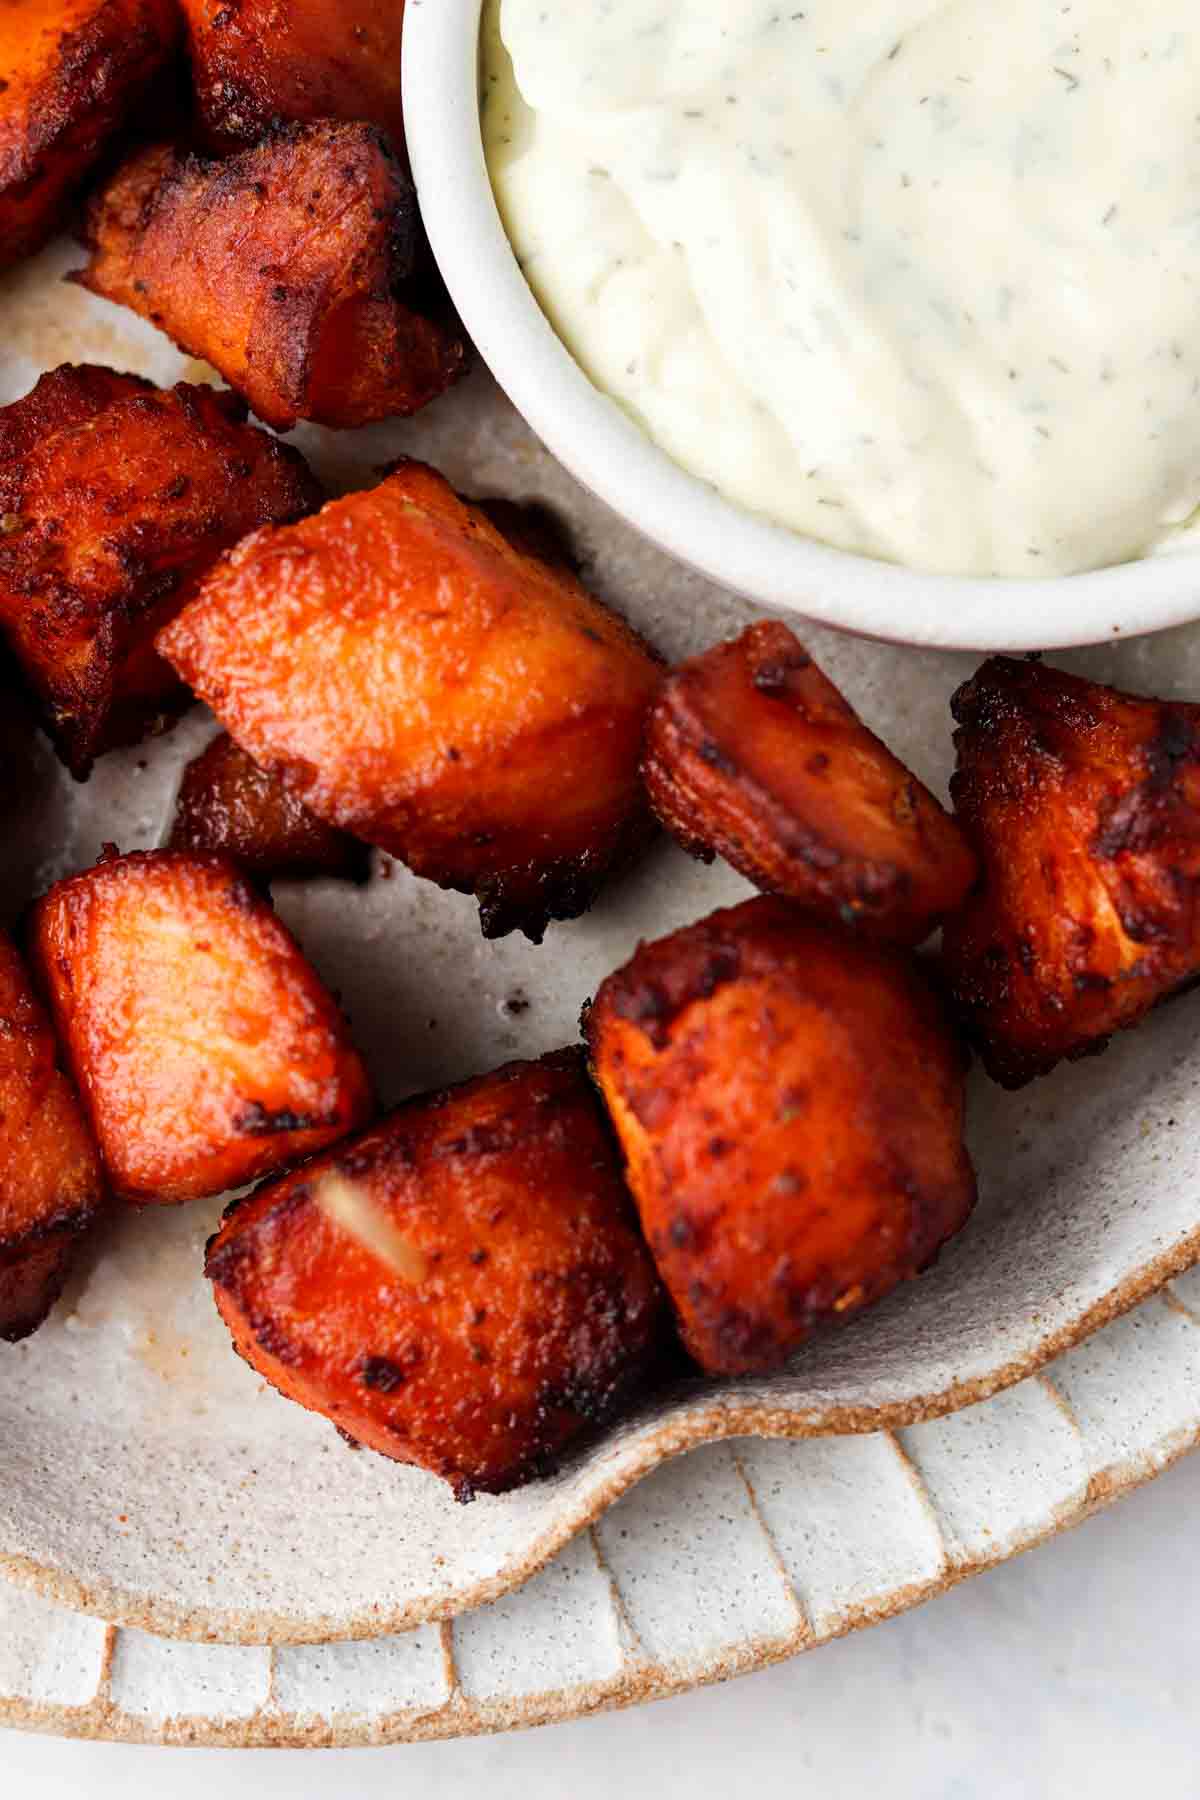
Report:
403,0,1200,653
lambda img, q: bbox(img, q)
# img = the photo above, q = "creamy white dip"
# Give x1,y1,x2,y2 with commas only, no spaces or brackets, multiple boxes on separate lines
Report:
482,0,1200,579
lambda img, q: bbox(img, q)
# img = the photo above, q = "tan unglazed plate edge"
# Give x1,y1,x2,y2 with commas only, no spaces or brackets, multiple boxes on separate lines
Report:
5,236,1200,1655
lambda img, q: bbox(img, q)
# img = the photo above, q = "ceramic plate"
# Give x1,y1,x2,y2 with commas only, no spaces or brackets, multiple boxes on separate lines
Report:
3,240,1200,1648
3,1274,1200,1744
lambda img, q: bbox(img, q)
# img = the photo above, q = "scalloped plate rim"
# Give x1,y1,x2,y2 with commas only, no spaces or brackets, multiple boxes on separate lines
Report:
0,1369,1196,1746
2,1221,1198,1648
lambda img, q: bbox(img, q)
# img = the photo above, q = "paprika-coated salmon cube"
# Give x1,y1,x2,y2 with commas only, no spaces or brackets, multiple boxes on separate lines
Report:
27,849,374,1204
0,928,105,1341
158,460,663,941
0,365,321,776
181,0,408,153
169,733,370,885
75,123,465,432
206,1049,666,1497
586,896,976,1376
0,0,180,269
943,655,1200,1087
643,622,977,946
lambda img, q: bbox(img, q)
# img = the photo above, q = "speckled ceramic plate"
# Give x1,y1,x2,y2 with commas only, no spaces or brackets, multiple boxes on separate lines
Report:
3,1276,1200,1744
3,238,1200,1653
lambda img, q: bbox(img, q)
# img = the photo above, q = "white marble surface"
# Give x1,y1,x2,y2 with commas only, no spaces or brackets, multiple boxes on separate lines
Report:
1,1446,1196,1797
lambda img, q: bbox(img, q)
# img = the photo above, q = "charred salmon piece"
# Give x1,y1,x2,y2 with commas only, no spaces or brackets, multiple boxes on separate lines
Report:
942,655,1200,1088
0,365,321,777
169,733,370,885
181,0,408,154
643,621,977,947
158,459,663,942
586,895,976,1377
206,1048,666,1497
0,928,105,1342
0,0,180,270
75,123,465,432
27,849,374,1204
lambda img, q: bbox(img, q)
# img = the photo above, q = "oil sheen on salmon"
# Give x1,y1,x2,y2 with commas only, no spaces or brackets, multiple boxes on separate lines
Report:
482,1,1200,579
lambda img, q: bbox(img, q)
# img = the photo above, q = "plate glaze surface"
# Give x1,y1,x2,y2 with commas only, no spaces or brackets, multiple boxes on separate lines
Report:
2,241,1200,1647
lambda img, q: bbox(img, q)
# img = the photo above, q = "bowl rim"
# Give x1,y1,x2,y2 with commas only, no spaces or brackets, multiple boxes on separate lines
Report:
402,0,1200,653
